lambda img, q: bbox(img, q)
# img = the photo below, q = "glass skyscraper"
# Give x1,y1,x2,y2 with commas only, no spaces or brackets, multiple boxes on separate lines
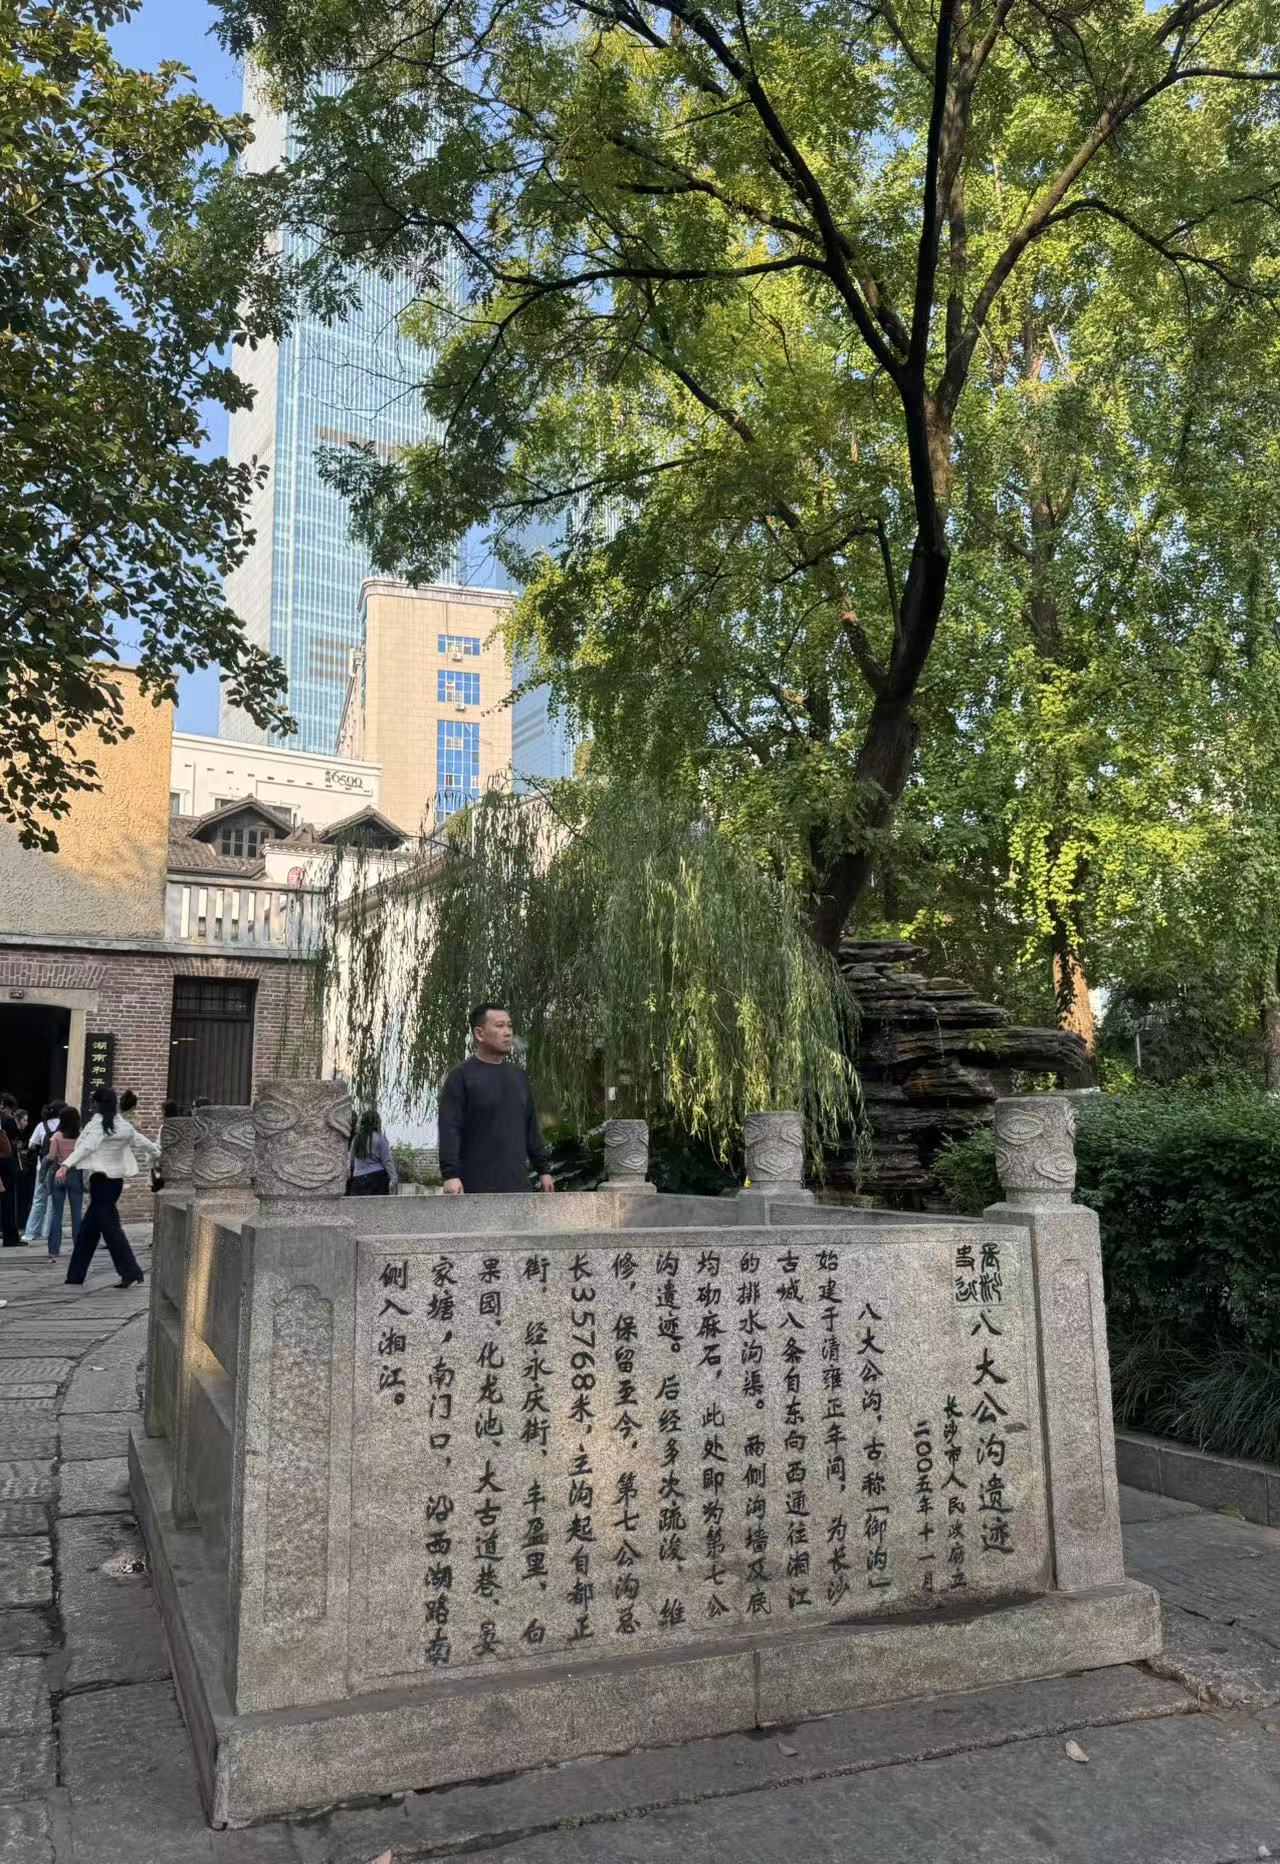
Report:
222,75,496,754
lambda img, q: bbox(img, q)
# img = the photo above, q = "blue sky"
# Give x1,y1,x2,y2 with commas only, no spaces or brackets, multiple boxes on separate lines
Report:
110,3,242,735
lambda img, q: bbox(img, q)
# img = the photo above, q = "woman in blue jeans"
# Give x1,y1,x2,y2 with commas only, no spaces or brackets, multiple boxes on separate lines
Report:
44,1107,83,1260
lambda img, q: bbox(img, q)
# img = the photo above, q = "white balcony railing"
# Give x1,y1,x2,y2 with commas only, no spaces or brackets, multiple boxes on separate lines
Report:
165,880,324,953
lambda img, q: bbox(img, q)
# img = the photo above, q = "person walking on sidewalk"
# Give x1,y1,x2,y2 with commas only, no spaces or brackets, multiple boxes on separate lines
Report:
57,1085,158,1288
44,1107,83,1261
438,1004,555,1195
21,1102,62,1244
0,1093,21,1248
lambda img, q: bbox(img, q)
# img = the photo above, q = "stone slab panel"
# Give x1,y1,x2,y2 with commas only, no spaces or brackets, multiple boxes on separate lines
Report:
57,1515,170,1690
0,1426,57,1460
452,1712,1280,1864
0,1657,46,1735
0,1465,53,1502
300,1665,1194,1864
349,1225,1048,1695
1113,1432,1162,1492
756,1580,1161,1724
1124,1512,1280,1644
0,1387,58,1402
0,1800,53,1864
58,1457,131,1517
59,1414,137,1462
1158,1442,1271,1522
0,1542,51,1609
217,1644,760,1825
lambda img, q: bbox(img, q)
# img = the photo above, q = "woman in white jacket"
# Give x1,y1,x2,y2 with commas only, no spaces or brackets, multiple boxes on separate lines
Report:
57,1086,159,1288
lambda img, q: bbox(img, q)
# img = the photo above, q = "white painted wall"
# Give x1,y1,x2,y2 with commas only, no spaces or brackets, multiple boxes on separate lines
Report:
170,732,380,830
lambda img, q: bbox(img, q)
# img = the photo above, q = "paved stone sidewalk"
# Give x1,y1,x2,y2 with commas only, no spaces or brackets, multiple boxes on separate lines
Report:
4,1233,1280,1864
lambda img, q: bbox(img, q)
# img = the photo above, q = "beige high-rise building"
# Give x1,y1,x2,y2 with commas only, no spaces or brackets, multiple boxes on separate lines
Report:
336,581,513,834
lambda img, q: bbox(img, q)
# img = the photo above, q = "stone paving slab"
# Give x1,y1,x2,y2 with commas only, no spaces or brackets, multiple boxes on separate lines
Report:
58,1457,129,1517
55,1514,170,1690
0,1386,59,1402
0,1540,51,1608
0,1399,56,1417
468,1712,1280,1864
0,1427,58,1459
0,1727,56,1801
60,1683,301,1864
0,1505,49,1538
0,1799,53,1864
0,1614,52,1658
59,1312,148,1416
1152,1604,1280,1710
0,1657,48,1735
1125,1513,1280,1646
58,1414,136,1462
0,1362,73,1384
298,1665,1195,1864
0,1465,53,1502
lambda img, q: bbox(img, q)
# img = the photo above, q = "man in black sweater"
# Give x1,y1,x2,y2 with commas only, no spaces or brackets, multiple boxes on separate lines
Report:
438,1004,555,1195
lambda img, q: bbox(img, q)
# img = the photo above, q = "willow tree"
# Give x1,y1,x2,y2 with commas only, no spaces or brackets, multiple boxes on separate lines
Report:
221,0,1280,953
320,784,859,1152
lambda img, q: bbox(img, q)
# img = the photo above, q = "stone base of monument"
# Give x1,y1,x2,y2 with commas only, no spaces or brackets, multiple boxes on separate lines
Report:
133,1089,1161,1826
130,1422,1157,1824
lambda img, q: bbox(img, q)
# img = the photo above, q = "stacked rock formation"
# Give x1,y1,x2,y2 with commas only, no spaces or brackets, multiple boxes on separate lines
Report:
830,937,1091,1202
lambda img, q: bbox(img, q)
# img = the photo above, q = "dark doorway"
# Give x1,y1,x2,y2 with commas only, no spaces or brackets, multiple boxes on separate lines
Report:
0,1004,71,1122
166,979,256,1110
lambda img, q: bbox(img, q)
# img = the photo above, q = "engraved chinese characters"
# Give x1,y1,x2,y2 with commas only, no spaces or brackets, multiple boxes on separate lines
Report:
351,1230,1049,1686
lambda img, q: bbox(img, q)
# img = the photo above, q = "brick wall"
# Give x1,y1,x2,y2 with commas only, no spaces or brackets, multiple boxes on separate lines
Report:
0,945,320,1218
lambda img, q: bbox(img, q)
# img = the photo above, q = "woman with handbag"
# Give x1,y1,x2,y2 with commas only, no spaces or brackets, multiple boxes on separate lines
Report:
57,1086,159,1288
44,1107,83,1261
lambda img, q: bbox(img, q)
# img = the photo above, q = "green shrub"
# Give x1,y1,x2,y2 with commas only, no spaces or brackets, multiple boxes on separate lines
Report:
939,1091,1280,1465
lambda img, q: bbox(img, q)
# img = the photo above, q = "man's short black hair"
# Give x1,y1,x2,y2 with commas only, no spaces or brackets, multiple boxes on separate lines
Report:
469,1002,507,1036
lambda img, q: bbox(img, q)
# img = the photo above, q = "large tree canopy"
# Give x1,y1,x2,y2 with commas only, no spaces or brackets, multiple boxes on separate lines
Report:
222,0,1280,952
1,0,291,847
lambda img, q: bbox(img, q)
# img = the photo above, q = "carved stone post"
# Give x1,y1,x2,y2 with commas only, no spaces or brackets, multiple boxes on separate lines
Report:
159,1117,196,1188
193,1106,257,1193
252,1078,354,1204
171,1107,258,1523
602,1119,654,1192
740,1110,812,1203
987,1092,1125,1592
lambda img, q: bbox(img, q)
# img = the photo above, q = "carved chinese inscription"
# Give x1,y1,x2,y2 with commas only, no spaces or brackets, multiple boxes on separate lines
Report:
351,1228,1048,1687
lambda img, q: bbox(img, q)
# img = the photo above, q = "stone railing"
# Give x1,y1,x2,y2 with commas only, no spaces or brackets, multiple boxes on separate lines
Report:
164,879,324,953
132,1086,1158,1828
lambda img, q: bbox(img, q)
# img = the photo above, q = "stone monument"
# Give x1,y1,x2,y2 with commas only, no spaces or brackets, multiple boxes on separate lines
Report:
131,1082,1158,1826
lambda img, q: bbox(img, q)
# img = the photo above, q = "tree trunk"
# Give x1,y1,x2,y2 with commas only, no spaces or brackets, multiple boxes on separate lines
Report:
1262,953,1280,1092
1051,925,1096,1062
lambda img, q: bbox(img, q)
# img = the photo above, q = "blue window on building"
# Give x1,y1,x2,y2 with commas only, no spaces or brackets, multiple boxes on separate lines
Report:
437,669,481,706
437,719,480,818
438,633,481,656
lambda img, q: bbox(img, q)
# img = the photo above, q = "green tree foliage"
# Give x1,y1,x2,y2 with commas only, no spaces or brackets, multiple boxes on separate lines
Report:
321,783,859,1153
1,0,292,847
221,0,1280,952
